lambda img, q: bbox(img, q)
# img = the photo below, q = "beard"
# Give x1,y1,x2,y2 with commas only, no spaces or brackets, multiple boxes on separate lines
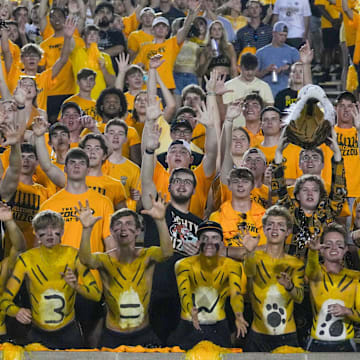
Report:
99,17,111,27
171,192,192,204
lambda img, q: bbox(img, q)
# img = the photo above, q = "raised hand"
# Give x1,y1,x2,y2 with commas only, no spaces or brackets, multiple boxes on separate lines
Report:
75,200,102,228
115,53,130,73
195,101,212,128
141,192,167,220
326,127,341,161
149,54,165,69
68,0,80,14
299,40,314,65
32,116,49,137
13,86,26,106
188,0,201,14
81,115,97,132
63,15,77,38
144,123,161,151
215,73,233,96
204,69,217,93
61,268,79,290
307,233,322,251
146,96,163,123
0,202,13,222
225,99,242,122
0,121,22,146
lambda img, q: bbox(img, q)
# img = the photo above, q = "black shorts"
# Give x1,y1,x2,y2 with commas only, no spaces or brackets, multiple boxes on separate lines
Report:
27,320,84,349
307,338,357,352
75,293,105,326
244,329,299,352
322,28,340,49
100,325,161,348
167,319,231,350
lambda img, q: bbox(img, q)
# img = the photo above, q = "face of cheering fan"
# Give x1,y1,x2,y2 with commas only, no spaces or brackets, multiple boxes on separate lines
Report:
199,231,222,257
35,225,64,248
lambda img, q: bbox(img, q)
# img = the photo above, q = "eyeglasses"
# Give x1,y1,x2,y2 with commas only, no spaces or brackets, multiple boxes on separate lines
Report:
171,178,193,186
300,155,321,163
172,129,192,136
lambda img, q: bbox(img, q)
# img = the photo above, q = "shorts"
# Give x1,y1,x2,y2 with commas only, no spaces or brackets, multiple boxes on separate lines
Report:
75,293,105,326
46,94,72,123
322,28,340,49
100,325,161,348
307,337,357,352
27,320,84,349
244,329,299,352
167,319,231,350
173,72,198,95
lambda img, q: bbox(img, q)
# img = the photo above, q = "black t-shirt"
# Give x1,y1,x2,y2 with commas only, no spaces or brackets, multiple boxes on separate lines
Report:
98,28,126,50
274,87,298,112
144,203,202,299
153,6,186,25
157,151,203,169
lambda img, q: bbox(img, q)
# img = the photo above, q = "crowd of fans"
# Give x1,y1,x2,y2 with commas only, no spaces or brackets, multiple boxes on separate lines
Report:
0,0,358,353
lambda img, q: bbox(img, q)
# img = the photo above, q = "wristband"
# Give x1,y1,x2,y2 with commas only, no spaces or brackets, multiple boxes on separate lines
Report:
286,282,294,292
17,104,25,110
207,92,216,96
145,148,155,155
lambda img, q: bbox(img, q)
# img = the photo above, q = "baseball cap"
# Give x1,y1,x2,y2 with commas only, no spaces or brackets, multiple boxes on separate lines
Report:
140,7,156,17
168,139,191,154
152,16,170,27
243,147,267,164
170,118,193,132
273,21,288,32
196,220,223,239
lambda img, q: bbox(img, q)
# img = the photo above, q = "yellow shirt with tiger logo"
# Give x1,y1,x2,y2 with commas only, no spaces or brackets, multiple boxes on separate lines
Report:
244,250,305,335
102,158,141,211
8,182,51,249
94,247,166,332
256,143,301,181
334,125,360,197
7,66,55,111
85,174,127,208
209,200,266,246
134,37,182,89
40,189,113,253
40,35,85,96
127,30,154,55
175,254,246,323
0,244,101,331
306,249,360,341
63,95,101,122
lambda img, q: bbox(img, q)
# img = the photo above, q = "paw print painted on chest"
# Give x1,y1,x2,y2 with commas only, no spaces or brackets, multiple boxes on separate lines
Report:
266,303,286,328
315,299,346,341
263,285,287,335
